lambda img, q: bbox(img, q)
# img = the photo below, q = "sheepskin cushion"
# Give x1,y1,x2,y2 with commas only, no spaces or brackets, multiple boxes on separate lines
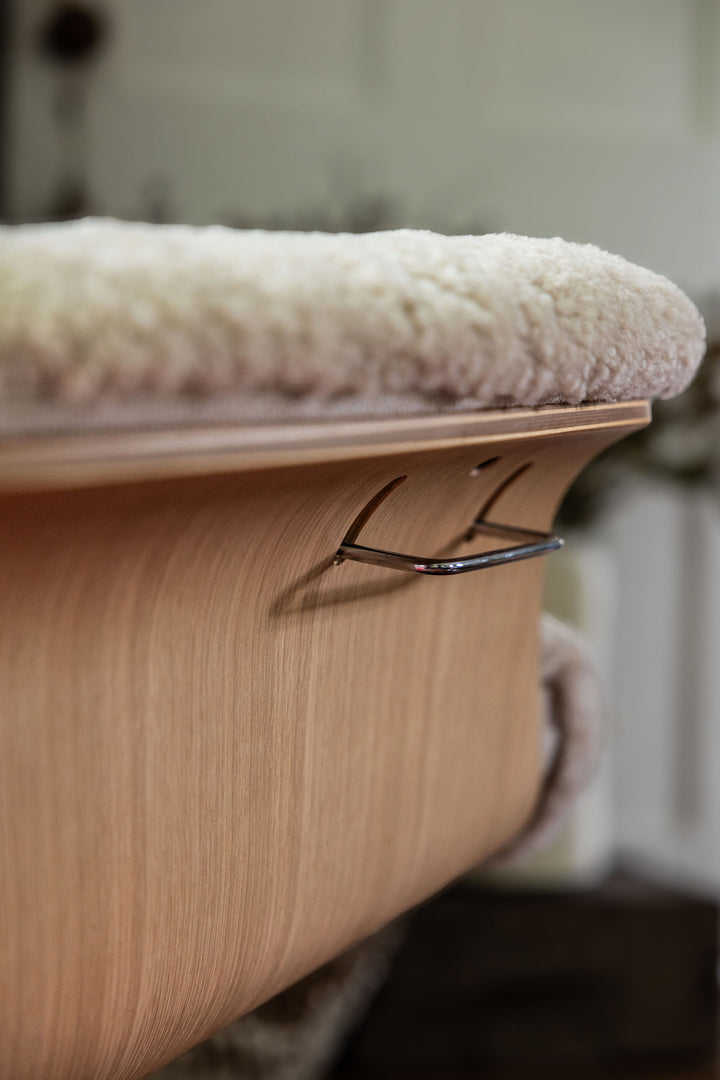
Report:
0,218,705,434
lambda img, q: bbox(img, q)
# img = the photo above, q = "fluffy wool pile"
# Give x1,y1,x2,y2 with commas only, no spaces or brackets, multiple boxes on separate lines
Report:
493,612,604,864
0,219,706,433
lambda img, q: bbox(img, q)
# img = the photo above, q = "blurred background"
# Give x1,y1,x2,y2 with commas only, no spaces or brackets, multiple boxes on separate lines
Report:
5,1,720,1075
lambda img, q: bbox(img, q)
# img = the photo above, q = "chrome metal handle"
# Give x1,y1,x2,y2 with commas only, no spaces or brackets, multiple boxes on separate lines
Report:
333,472,563,577
336,519,563,576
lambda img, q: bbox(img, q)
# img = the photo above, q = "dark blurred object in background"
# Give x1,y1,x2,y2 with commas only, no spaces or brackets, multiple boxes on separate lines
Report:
332,870,718,1079
36,2,108,66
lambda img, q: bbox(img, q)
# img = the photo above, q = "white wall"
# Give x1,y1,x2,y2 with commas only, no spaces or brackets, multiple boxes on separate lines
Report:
8,0,720,299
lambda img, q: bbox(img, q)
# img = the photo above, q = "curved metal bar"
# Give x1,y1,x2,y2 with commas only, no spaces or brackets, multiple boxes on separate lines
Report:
336,521,563,576
334,463,563,576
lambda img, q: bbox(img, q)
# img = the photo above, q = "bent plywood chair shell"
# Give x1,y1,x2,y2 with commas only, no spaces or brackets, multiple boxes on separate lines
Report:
0,402,648,1080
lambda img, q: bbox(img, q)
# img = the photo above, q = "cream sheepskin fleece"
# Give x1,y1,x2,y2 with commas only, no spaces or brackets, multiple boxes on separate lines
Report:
0,218,705,433
493,612,604,864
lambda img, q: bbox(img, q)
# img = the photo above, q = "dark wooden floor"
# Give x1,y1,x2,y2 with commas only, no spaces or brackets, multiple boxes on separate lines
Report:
335,1072,719,1079
330,872,719,1080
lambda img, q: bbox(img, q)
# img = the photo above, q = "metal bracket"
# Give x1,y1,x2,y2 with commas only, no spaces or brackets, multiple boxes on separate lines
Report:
334,471,563,577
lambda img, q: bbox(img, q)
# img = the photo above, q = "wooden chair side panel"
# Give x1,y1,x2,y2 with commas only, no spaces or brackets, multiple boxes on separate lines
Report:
0,415,642,1080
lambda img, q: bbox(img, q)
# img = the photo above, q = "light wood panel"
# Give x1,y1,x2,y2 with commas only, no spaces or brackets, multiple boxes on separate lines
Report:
0,400,649,491
0,404,648,1079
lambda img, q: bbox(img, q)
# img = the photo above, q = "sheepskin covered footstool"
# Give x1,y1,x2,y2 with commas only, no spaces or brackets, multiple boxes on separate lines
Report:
0,222,705,1080
0,220,703,431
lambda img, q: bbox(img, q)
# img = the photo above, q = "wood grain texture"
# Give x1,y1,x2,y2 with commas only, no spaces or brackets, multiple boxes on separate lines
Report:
0,404,648,1079
0,400,649,491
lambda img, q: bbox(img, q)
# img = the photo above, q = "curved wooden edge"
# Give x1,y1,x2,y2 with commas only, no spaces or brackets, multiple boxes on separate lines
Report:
0,400,650,492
